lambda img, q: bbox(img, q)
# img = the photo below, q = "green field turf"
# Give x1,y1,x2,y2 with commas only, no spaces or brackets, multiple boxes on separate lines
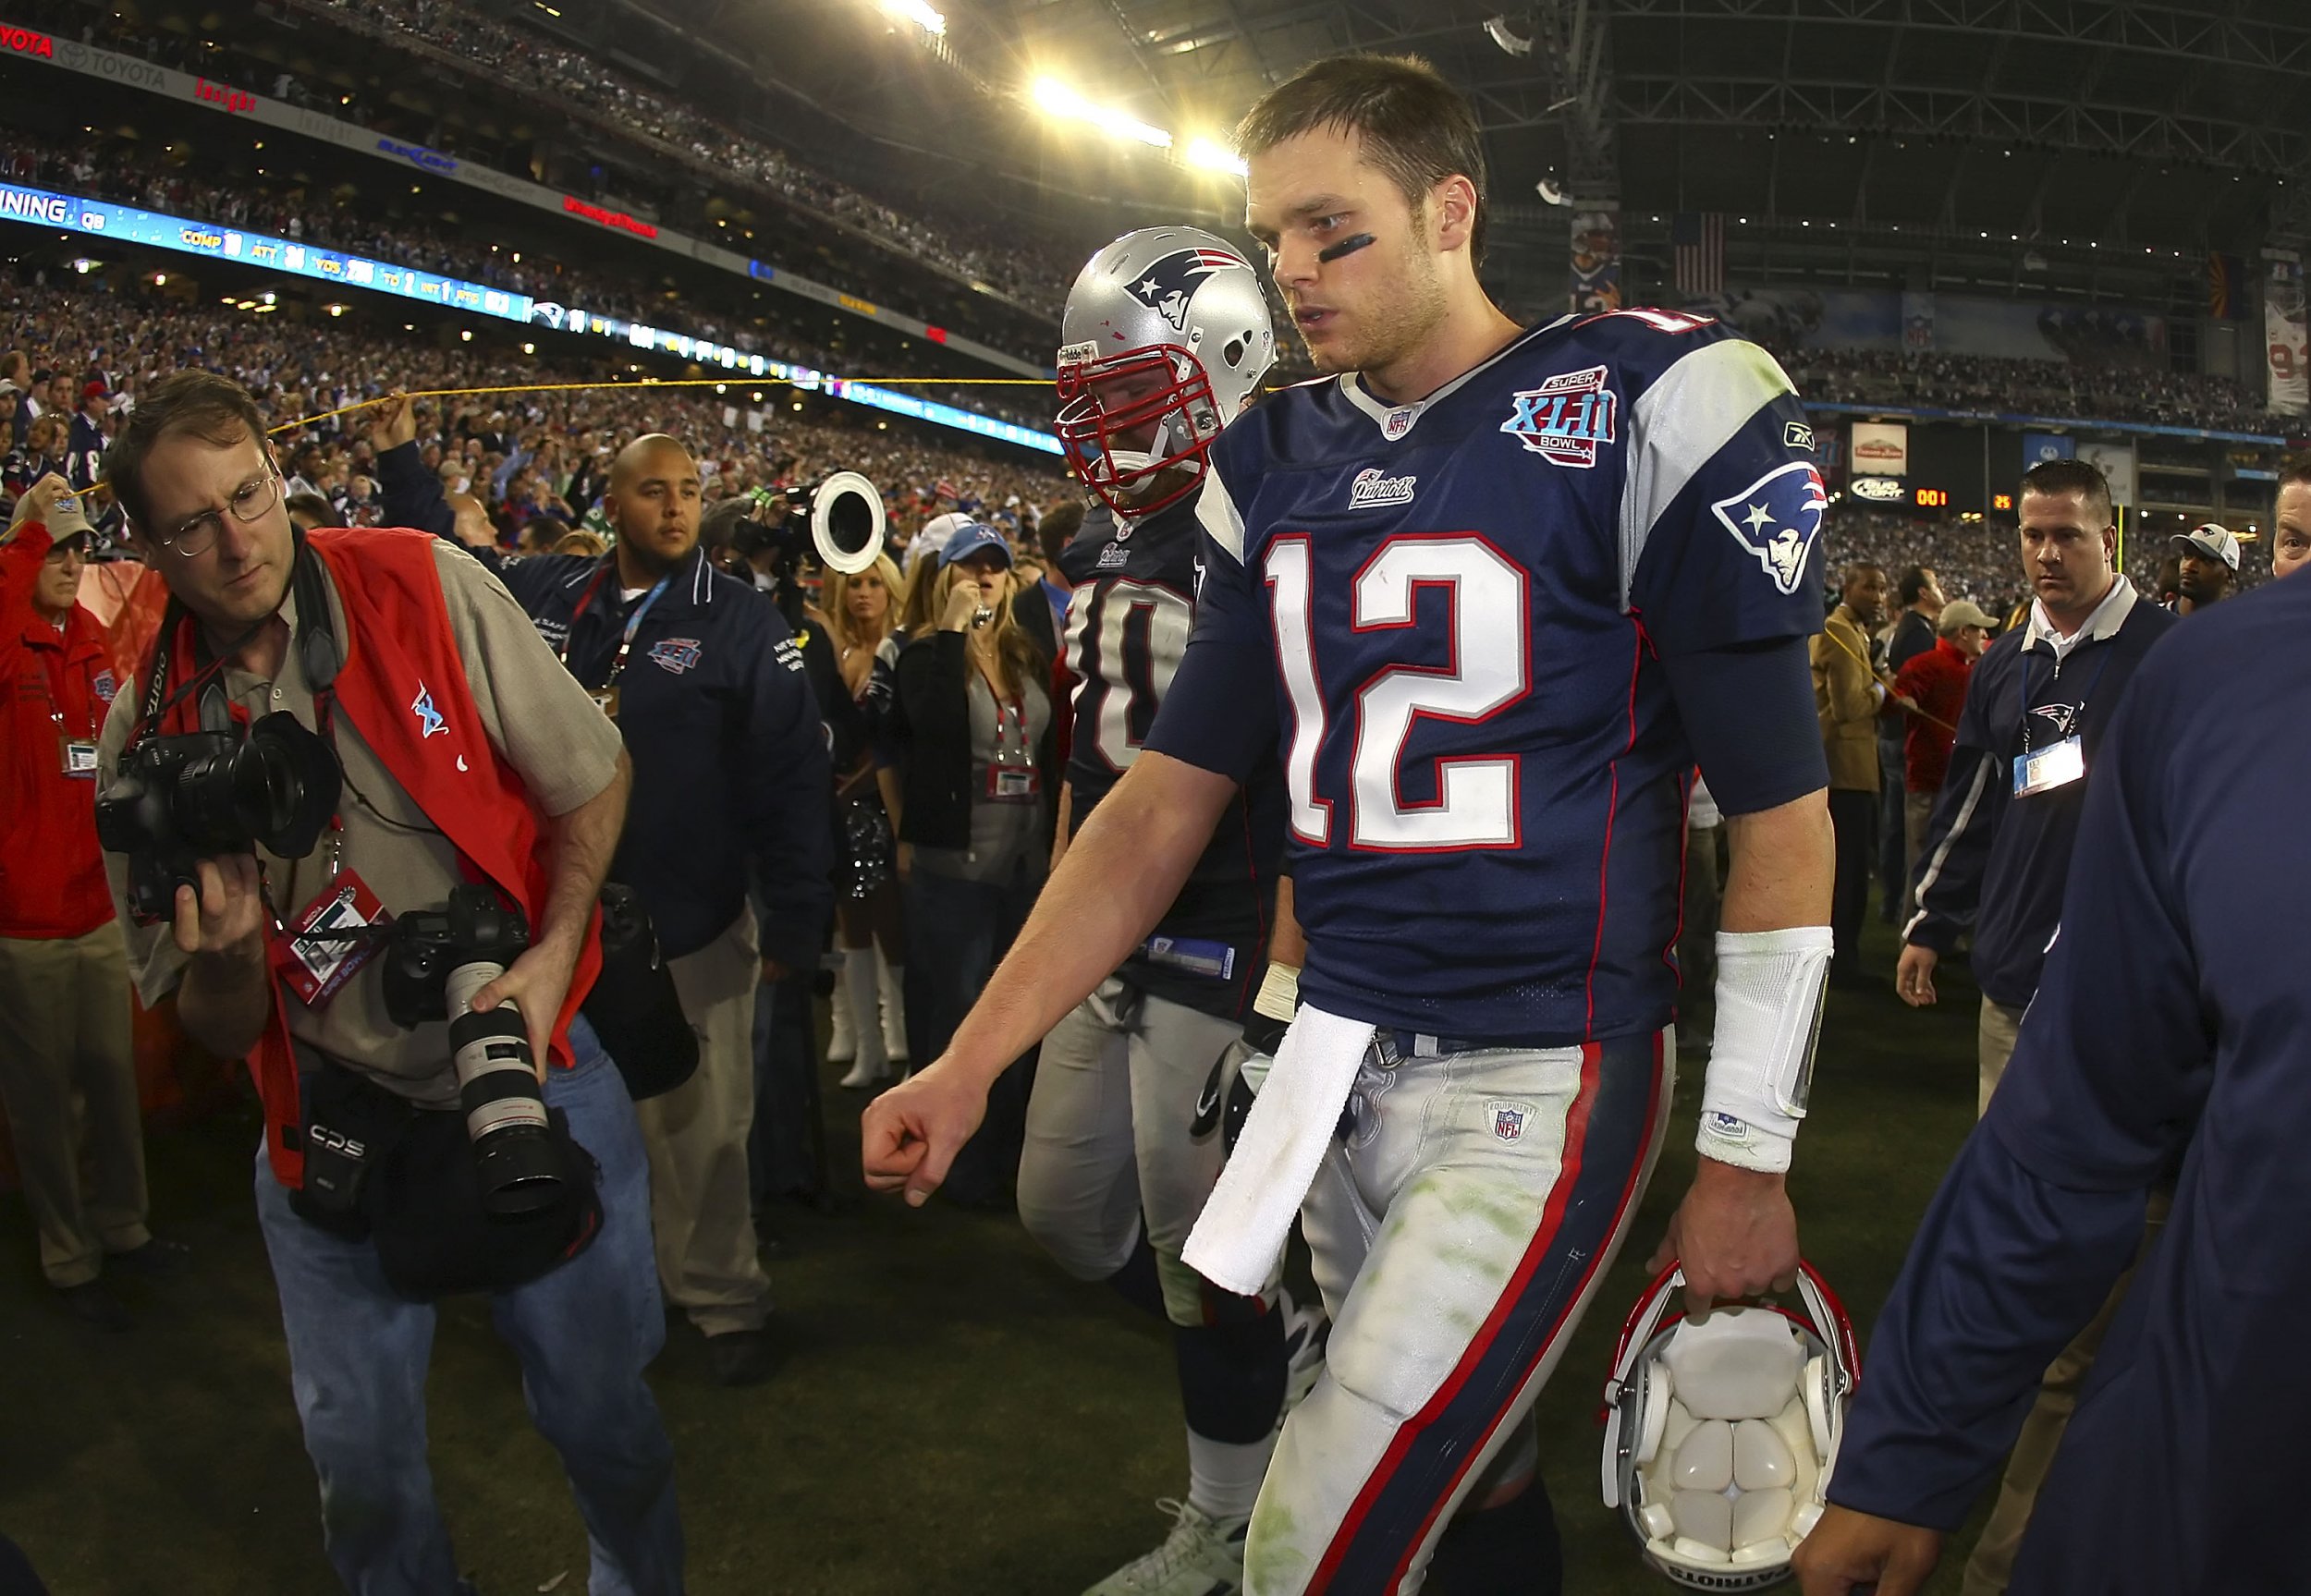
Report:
0,920,1992,1594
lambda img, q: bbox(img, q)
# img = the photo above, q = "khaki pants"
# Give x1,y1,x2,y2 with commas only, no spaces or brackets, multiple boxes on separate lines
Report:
1963,993,2169,1595
1976,995,2027,1116
635,908,770,1335
0,925,149,1287
1902,790,1938,927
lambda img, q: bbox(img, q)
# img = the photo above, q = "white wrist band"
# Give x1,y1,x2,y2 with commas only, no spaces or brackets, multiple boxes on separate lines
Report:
1253,961,1300,1025
1696,927,1832,1175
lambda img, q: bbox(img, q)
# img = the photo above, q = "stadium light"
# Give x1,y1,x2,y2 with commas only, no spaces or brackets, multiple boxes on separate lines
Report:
879,0,946,35
1033,78,1173,149
1186,138,1247,177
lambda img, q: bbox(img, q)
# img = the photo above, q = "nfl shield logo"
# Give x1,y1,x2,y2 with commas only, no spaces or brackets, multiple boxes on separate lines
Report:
1486,1100,1532,1143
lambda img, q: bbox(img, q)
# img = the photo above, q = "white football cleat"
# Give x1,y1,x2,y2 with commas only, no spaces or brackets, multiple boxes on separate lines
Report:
1082,1499,1247,1596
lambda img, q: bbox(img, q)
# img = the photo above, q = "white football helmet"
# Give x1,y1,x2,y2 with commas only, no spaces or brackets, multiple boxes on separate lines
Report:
1600,1261,1859,1592
1056,225,1275,518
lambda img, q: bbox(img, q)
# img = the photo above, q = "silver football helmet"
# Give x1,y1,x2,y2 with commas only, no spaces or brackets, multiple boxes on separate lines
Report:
1056,225,1275,518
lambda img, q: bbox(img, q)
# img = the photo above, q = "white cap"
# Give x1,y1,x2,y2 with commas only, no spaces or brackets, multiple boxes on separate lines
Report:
2171,524,2241,572
907,511,972,574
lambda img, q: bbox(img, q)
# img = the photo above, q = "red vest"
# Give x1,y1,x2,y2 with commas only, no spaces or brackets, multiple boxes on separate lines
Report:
148,528,601,1187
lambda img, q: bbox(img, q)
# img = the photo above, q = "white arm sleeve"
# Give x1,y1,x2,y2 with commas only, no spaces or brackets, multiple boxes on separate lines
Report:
1694,926,1832,1175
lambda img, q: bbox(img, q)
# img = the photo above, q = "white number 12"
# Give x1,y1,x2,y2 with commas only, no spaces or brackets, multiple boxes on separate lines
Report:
1266,533,1529,851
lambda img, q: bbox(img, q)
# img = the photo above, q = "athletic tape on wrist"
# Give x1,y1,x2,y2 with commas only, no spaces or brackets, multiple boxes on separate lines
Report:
1696,927,1831,1174
1253,962,1300,1025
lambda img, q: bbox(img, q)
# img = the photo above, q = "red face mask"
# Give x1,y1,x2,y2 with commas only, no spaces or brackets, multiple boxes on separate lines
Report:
1054,346,1223,518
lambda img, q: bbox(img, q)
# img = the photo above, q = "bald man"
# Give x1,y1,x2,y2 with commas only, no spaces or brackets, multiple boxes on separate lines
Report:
500,434,834,1387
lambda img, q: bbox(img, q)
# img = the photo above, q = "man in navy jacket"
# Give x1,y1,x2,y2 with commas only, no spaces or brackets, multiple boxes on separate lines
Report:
383,410,831,1385
1890,457,2172,1592
1795,561,2309,1596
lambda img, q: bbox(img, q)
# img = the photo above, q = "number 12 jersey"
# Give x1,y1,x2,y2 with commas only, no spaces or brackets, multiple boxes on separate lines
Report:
1145,311,1829,1043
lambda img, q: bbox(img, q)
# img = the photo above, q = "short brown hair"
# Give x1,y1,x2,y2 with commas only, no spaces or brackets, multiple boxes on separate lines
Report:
1236,54,1490,267
2020,458,2113,528
2276,449,2311,493
104,369,269,533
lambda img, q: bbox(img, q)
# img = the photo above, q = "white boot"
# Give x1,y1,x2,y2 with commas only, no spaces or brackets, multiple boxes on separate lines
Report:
825,956,857,1064
837,948,890,1089
876,946,910,1075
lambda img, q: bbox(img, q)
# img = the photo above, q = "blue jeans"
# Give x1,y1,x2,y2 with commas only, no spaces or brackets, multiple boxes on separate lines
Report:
908,862,1041,1202
254,1022,684,1595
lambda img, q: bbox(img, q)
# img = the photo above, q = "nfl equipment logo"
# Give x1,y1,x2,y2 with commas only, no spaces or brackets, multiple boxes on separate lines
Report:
1383,406,1418,440
1486,1100,1532,1143
1498,365,1619,468
1710,461,1828,595
1127,249,1244,334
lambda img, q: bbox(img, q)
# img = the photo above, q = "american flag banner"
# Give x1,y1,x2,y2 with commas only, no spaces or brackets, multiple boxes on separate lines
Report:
1672,213,1724,298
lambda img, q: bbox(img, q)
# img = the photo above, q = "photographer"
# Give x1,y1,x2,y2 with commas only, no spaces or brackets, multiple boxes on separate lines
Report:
0,478,156,1334
92,372,682,1592
498,435,833,1387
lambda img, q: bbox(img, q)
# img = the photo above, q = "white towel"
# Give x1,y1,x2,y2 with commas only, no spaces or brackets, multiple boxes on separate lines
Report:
1182,1003,1376,1297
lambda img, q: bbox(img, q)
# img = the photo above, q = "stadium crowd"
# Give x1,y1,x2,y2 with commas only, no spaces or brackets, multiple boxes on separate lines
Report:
1,279,1073,551
9,0,1082,330
1778,346,2278,433
0,130,1057,432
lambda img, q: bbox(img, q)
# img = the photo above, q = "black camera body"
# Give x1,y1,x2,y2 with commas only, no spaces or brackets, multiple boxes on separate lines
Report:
383,885,563,1217
93,712,342,923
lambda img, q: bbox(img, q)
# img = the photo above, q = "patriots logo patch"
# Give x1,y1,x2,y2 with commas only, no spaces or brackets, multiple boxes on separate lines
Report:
649,638,703,676
1127,248,1244,334
410,684,446,738
2029,701,2080,739
1710,462,1828,595
92,669,117,704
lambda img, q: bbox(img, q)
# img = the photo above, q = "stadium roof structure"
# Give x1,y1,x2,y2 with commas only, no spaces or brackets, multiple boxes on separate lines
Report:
598,0,2311,309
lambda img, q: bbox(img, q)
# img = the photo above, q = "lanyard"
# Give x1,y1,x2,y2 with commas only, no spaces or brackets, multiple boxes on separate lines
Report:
2018,639,2115,753
562,566,671,691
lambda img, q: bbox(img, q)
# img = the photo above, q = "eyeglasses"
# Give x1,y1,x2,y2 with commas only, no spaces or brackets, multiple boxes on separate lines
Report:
159,466,281,558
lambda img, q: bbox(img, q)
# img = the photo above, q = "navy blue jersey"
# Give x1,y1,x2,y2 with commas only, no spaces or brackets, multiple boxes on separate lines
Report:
1830,572,2311,1592
1145,311,1828,1042
1060,501,1288,1020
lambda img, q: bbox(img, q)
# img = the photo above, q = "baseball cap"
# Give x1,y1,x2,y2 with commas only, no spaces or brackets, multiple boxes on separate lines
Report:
10,479,93,543
0,379,20,399
906,510,972,574
939,522,1012,570
1936,599,1996,636
80,379,111,407
2170,524,2241,571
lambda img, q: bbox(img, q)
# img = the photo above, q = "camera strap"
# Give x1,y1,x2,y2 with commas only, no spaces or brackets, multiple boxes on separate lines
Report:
134,531,342,741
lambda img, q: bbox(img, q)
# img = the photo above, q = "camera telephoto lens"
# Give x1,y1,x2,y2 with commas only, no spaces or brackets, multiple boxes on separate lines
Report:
444,960,562,1216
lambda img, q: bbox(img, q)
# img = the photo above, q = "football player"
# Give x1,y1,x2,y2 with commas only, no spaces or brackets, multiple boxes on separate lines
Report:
867,54,1835,1594
1021,227,1314,1596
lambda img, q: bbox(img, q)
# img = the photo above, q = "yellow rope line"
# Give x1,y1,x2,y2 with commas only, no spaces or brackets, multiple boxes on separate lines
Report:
1819,619,1959,734
267,375,1050,434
